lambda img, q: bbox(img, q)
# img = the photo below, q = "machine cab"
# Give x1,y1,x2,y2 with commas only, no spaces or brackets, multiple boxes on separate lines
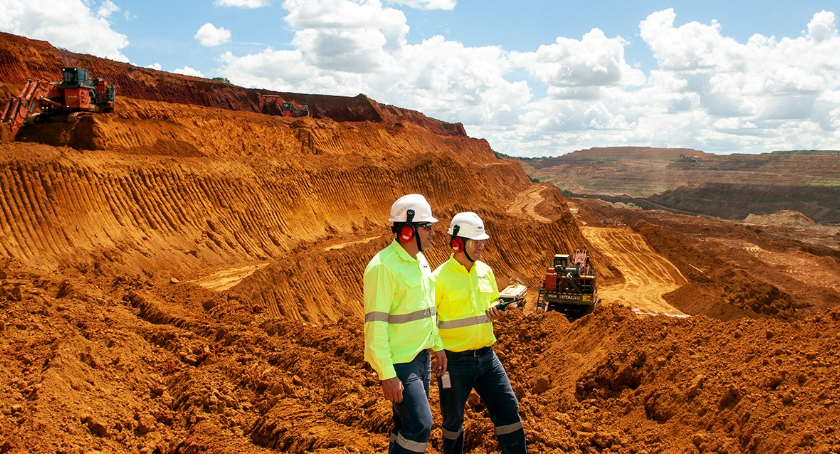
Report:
553,254,569,271
62,68,95,89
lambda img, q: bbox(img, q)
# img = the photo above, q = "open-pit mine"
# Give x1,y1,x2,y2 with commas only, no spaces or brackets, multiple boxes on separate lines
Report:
1,32,839,453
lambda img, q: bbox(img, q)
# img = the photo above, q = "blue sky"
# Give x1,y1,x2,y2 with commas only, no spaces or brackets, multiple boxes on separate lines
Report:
2,0,840,156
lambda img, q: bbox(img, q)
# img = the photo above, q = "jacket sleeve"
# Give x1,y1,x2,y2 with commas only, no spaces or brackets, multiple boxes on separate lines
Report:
363,261,396,380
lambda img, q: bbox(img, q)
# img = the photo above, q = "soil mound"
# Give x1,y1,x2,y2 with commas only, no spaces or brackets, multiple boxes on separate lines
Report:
745,210,816,226
3,266,840,453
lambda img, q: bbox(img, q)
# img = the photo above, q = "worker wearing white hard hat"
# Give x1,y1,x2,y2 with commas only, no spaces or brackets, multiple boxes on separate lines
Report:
364,194,447,454
433,212,527,454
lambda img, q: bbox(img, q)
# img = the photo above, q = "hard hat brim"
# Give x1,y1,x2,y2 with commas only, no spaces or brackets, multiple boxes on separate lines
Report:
464,232,489,240
389,216,439,223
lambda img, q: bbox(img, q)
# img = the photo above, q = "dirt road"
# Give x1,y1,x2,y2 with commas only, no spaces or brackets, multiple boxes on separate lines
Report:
581,226,687,316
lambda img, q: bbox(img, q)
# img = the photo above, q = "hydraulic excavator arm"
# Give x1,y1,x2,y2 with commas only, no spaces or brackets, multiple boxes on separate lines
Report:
1,78,50,137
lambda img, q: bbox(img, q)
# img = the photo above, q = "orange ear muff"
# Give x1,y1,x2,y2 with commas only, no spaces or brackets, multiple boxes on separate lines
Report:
450,236,464,252
399,224,416,243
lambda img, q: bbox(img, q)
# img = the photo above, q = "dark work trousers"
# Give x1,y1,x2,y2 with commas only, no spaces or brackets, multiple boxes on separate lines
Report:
389,349,433,453
438,347,526,454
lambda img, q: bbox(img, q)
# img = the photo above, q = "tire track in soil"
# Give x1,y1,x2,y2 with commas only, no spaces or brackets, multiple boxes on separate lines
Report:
507,185,551,222
581,226,687,316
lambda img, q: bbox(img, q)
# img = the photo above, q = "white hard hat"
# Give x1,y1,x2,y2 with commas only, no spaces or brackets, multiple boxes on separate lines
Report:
388,194,438,223
448,212,489,240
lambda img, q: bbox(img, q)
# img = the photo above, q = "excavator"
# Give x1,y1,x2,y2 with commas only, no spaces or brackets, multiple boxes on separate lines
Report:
1,67,117,139
535,249,599,319
258,94,310,117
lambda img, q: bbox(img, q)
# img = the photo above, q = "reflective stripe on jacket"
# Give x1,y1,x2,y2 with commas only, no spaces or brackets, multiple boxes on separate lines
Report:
364,240,442,380
433,256,500,352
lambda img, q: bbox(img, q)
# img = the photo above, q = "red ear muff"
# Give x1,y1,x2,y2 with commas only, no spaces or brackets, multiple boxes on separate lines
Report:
396,208,416,243
449,225,463,252
399,224,416,243
450,236,464,252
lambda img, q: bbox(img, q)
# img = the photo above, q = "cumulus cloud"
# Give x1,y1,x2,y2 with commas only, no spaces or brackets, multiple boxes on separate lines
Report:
512,29,645,89
284,0,409,51
0,0,129,62
216,3,840,156
195,23,232,47
808,10,837,42
146,63,163,70
389,36,530,125
218,49,332,93
96,0,119,18
220,0,527,126
220,0,412,90
173,66,204,77
634,8,840,153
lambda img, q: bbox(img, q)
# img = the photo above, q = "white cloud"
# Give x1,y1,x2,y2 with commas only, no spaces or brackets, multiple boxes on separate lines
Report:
218,49,345,93
146,63,163,70
214,0,273,8
283,0,409,51
808,10,837,43
220,4,528,126
173,66,204,77
220,0,413,90
216,4,840,156
390,36,530,125
96,0,119,18
195,23,232,47
0,0,129,62
291,28,394,72
611,8,840,155
512,29,645,89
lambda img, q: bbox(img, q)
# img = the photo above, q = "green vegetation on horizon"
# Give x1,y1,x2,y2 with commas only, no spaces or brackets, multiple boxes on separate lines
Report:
807,179,840,187
771,150,840,156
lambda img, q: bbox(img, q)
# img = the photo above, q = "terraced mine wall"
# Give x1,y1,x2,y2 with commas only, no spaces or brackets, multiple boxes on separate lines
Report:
0,33,590,325
648,183,840,224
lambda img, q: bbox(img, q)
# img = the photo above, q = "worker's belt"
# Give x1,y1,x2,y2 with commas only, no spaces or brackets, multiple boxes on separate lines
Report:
448,346,492,357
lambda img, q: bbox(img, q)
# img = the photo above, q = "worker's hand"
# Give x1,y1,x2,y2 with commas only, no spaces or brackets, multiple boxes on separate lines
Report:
432,350,448,377
487,305,506,320
381,377,404,403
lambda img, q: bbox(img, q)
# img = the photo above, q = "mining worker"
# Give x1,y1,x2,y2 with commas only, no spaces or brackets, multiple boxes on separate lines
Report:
364,193,448,453
433,212,527,454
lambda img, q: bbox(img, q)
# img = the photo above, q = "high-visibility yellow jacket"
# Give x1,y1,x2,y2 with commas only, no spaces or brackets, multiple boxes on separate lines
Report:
364,240,443,380
433,256,500,352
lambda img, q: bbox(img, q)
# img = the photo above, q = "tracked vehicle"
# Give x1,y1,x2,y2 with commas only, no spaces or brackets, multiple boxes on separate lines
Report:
1,68,116,138
535,249,599,319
